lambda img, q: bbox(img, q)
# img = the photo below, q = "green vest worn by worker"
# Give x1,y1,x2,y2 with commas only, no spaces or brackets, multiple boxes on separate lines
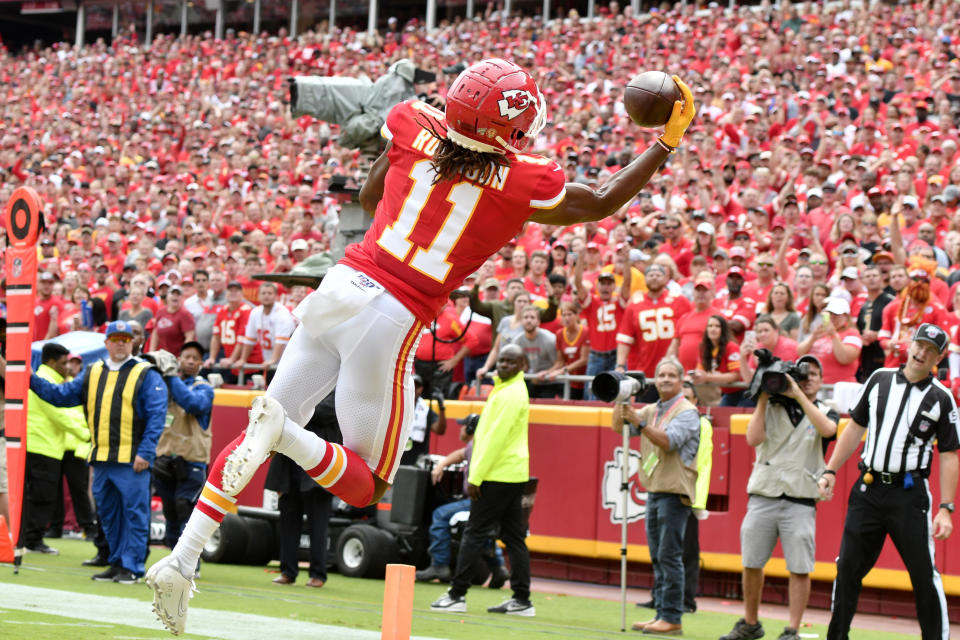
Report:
692,415,714,511
27,364,89,460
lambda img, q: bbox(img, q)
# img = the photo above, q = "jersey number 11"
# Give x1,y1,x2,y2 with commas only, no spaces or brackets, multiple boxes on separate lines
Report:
377,159,482,283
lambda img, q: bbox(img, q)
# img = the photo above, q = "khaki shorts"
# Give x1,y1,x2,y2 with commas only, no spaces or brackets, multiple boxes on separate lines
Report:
740,494,817,574
0,437,7,494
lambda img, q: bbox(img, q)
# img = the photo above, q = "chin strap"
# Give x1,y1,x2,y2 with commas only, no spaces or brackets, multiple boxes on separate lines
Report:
446,128,505,154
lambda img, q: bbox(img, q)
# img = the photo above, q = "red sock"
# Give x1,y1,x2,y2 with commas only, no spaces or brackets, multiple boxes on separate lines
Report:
304,442,375,507
195,434,243,523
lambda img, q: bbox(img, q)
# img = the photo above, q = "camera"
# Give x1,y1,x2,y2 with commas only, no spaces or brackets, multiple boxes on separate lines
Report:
747,348,809,400
591,371,647,403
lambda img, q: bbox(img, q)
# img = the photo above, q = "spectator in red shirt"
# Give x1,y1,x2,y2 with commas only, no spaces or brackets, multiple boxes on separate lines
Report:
89,264,116,319
148,284,196,355
34,272,64,341
659,214,694,276
691,314,742,407
538,301,589,400
669,272,721,373
798,297,862,384
576,254,631,400
739,316,800,390
523,250,551,300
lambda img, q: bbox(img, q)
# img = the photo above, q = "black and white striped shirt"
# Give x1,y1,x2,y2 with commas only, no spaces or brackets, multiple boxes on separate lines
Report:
850,368,960,474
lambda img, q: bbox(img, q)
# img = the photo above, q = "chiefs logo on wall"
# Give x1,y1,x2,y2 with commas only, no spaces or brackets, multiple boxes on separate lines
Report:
497,89,535,120
601,446,647,524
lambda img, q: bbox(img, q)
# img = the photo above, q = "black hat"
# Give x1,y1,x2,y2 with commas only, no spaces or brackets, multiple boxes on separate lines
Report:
797,354,823,371
227,280,243,290
457,413,481,435
913,323,948,353
180,341,205,356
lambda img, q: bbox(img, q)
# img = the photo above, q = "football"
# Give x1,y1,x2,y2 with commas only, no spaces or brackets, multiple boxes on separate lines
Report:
623,71,684,128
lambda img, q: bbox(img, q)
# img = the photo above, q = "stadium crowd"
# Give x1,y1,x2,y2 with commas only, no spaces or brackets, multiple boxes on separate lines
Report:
3,0,960,405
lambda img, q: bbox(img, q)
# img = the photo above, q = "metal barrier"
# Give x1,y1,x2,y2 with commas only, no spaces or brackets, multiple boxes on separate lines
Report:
472,372,844,403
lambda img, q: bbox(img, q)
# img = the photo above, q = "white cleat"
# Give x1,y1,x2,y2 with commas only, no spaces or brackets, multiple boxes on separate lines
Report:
221,395,284,496
146,555,197,636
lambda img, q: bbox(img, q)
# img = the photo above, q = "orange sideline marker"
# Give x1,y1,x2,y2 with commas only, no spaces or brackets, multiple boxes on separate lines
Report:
381,563,415,640
0,516,14,563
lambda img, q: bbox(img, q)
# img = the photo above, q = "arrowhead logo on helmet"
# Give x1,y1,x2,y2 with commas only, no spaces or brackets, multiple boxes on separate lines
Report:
497,89,535,120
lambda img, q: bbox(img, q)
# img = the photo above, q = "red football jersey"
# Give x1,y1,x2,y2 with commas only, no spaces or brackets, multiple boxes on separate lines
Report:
617,292,692,375
555,324,588,389
213,303,254,360
341,99,566,325
580,294,626,352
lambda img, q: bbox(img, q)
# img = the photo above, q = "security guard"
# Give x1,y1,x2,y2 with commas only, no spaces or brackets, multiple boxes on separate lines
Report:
819,323,958,640
30,321,168,584
152,341,214,551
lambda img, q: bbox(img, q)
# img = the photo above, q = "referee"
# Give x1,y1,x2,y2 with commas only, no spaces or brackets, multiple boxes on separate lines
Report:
818,323,958,640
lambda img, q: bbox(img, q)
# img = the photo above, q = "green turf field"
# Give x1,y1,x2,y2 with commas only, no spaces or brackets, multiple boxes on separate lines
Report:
0,539,919,640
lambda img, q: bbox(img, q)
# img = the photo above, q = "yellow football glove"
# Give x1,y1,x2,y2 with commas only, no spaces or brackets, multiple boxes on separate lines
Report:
660,75,696,149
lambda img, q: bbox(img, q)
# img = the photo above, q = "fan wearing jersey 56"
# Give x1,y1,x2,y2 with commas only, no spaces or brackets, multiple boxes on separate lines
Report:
146,58,695,636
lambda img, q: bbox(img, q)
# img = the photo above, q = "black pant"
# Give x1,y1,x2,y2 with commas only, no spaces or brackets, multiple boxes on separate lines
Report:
827,475,948,640
23,452,62,548
683,511,700,610
277,486,333,581
49,451,97,537
450,481,530,601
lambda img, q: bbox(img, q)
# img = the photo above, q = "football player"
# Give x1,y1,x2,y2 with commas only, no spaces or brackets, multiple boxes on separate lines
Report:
148,58,695,634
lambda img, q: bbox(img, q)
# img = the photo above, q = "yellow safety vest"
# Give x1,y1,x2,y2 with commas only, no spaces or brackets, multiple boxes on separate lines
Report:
81,359,152,464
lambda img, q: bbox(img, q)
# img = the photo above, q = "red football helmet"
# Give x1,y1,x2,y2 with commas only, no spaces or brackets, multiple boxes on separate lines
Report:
444,58,547,154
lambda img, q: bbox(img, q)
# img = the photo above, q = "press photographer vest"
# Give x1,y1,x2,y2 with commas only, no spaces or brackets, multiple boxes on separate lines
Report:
635,397,699,504
156,378,213,464
746,400,829,500
81,359,152,464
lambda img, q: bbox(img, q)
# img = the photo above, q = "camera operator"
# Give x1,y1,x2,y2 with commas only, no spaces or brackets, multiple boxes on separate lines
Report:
611,356,700,636
719,354,837,640
398,375,446,467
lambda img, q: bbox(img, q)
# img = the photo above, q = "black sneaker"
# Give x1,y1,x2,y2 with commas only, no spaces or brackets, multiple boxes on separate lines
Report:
92,566,121,582
26,544,60,555
82,553,110,567
487,598,535,617
719,618,765,640
112,568,139,584
487,565,510,589
635,598,656,609
777,627,799,640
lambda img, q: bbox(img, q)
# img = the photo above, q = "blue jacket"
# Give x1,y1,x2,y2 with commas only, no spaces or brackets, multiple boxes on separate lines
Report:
30,357,168,465
166,375,215,430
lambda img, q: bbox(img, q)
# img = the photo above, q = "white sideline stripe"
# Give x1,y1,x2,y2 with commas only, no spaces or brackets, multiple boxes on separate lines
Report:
0,583,446,640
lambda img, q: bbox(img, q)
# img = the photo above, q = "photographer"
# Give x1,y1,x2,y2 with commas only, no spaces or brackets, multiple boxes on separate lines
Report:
152,342,215,555
719,355,837,640
611,357,700,636
398,375,446,467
